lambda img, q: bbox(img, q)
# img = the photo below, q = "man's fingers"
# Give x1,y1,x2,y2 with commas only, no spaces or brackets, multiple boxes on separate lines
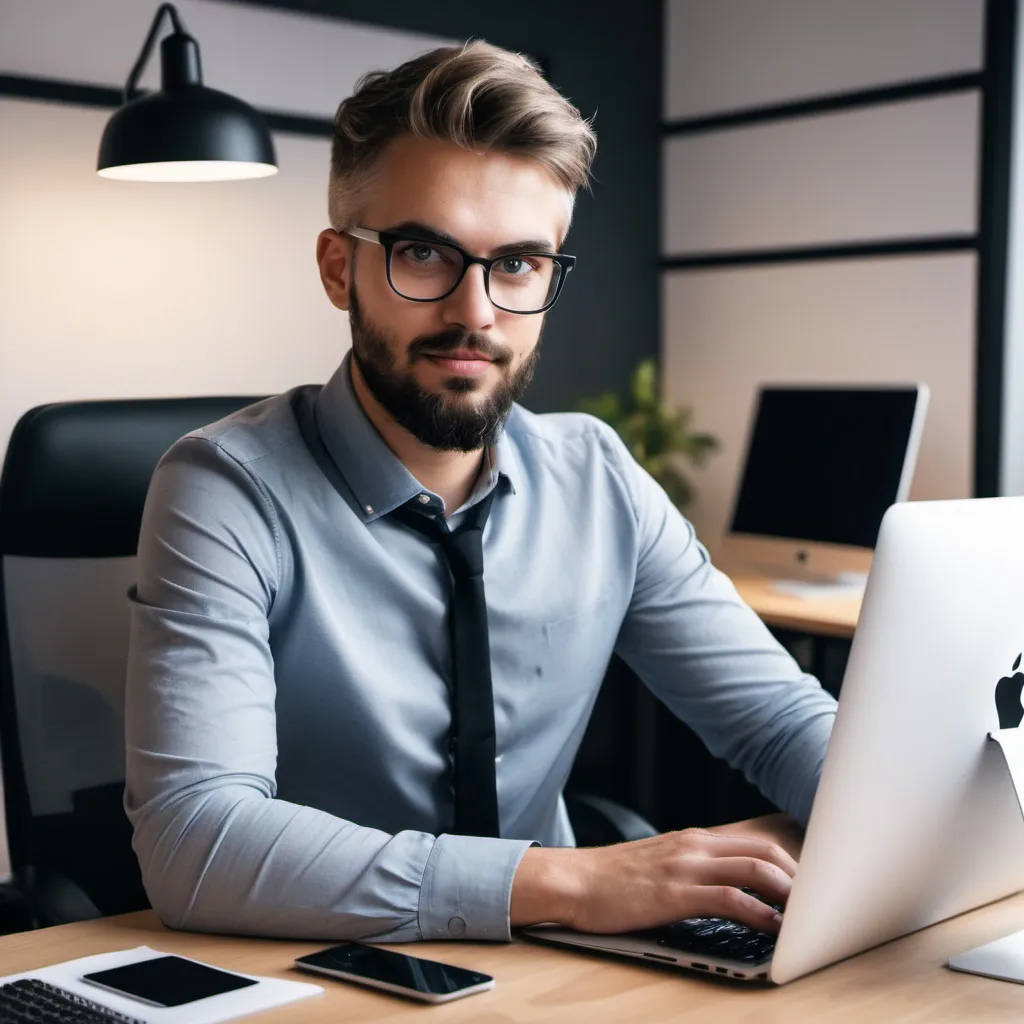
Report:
681,884,784,935
696,855,792,906
682,831,798,878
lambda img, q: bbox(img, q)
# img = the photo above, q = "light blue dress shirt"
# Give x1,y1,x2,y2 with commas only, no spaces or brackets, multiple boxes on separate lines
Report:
124,354,837,944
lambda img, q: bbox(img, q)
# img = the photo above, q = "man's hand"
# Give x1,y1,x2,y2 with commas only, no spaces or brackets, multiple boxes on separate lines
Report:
511,828,797,935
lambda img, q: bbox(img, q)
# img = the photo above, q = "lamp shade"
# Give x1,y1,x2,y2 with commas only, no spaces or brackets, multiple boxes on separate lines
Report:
98,31,277,182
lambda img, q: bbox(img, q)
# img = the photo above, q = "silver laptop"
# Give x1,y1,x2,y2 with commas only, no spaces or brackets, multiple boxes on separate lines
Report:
527,497,1024,984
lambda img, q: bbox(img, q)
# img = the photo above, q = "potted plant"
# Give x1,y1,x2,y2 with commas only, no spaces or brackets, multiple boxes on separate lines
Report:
578,358,717,510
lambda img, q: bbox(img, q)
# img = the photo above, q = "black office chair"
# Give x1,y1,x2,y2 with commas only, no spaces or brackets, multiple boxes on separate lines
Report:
0,397,262,929
0,395,655,932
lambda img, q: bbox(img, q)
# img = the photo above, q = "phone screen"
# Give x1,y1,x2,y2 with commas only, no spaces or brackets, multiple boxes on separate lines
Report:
295,943,491,997
82,955,257,1007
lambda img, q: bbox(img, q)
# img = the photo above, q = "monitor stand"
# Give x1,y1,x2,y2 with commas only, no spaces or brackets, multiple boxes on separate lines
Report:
947,730,1024,984
767,571,868,601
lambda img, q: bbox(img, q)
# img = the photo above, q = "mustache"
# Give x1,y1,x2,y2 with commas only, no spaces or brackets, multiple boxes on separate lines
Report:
407,330,513,365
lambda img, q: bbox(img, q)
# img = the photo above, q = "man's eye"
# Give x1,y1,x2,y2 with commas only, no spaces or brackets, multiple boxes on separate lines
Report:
408,244,437,262
500,257,531,275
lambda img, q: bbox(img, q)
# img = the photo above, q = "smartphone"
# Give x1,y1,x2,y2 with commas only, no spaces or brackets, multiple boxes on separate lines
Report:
82,955,257,1008
294,942,494,1004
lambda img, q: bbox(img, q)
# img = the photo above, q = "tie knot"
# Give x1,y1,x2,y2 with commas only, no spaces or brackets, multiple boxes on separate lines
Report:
389,492,494,580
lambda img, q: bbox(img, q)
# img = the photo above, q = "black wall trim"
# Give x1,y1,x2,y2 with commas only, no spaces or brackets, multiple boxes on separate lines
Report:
661,235,978,271
261,111,333,137
975,0,1017,497
663,70,983,136
0,72,334,138
0,73,120,110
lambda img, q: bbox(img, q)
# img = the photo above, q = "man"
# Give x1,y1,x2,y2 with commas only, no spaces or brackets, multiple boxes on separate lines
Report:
125,40,836,945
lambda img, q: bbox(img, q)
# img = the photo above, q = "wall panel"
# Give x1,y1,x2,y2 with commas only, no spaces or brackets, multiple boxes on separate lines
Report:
664,92,980,255
665,0,984,120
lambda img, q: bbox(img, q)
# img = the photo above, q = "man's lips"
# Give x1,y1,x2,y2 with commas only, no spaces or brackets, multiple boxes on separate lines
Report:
423,351,497,376
424,350,494,362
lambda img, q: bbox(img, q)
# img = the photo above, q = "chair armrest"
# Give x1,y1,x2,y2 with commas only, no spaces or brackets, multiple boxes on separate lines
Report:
564,792,659,846
0,883,32,935
15,865,103,927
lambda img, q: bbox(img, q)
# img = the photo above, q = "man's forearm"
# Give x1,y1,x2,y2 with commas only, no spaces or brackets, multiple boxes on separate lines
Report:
129,781,532,943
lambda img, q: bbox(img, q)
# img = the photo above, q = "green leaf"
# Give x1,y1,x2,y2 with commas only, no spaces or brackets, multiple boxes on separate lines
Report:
578,392,624,427
631,359,658,410
575,357,718,510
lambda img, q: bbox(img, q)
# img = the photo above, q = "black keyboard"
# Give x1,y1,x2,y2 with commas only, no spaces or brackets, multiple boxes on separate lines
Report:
637,916,777,966
636,886,782,967
0,978,146,1023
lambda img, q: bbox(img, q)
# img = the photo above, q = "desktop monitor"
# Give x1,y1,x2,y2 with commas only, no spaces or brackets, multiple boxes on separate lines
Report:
721,384,928,588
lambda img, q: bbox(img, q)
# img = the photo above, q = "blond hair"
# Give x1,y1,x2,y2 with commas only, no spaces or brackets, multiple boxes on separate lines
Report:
328,40,596,232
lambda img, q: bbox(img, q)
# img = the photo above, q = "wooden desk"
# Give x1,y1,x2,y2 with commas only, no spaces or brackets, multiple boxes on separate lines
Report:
0,815,1019,1023
4,895,1024,1022
729,571,862,639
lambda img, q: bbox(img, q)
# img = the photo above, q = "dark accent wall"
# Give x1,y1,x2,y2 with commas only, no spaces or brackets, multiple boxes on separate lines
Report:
233,0,664,414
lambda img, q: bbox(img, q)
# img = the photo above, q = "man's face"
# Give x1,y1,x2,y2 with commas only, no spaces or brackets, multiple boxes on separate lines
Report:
317,134,571,451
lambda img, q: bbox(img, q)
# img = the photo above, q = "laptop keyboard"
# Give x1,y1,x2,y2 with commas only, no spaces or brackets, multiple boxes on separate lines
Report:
637,916,777,965
0,978,146,1023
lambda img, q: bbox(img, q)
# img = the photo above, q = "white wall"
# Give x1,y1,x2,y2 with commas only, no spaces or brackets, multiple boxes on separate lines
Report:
0,0,453,457
662,0,984,555
0,98,342,433
0,0,450,118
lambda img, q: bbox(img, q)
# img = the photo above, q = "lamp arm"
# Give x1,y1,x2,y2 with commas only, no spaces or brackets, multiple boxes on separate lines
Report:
124,2,188,102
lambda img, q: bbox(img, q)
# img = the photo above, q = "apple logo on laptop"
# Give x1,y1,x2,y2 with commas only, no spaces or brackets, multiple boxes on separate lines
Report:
996,653,1024,728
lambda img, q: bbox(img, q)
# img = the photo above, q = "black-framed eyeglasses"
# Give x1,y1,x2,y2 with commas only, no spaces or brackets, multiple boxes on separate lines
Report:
345,227,576,315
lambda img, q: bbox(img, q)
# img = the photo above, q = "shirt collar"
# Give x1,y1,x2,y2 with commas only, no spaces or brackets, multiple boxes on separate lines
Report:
315,352,520,523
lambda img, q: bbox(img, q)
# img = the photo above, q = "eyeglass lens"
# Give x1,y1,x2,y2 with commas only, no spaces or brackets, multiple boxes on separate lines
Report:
389,241,561,312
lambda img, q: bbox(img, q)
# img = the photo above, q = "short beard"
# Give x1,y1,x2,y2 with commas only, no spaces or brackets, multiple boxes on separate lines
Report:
348,287,541,452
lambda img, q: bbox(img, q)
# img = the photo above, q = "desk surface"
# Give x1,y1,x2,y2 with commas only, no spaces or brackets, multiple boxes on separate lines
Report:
2,814,1021,1024
729,572,862,639
4,896,1024,1022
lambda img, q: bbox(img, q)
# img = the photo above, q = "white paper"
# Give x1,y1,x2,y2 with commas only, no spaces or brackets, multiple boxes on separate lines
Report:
0,945,323,1023
768,573,868,601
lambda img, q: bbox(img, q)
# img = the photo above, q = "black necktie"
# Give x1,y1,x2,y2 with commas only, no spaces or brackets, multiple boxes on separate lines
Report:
390,489,500,838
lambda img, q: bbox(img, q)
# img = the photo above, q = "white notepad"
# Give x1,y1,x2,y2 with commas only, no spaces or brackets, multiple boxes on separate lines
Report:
0,945,323,1023
948,928,1024,984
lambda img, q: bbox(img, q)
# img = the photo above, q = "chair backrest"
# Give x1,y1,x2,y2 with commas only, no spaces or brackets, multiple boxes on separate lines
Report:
0,396,262,913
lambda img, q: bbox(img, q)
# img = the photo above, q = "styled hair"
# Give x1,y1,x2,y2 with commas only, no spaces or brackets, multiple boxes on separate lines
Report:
328,40,597,232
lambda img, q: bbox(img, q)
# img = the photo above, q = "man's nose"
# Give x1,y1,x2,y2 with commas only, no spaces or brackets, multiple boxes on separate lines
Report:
440,264,496,332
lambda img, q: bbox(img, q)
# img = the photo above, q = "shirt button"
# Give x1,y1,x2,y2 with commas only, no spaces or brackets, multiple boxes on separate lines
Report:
448,916,467,936
417,493,431,505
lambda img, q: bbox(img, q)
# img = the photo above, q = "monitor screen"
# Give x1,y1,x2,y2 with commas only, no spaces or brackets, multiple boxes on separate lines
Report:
729,387,922,550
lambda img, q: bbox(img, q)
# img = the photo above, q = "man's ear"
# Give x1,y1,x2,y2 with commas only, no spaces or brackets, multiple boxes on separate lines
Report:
317,229,352,311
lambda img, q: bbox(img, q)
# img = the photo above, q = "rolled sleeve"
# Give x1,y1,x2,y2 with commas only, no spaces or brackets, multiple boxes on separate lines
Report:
418,834,536,941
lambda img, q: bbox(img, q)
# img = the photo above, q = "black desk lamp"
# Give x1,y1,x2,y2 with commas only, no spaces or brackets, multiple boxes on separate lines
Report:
97,2,277,181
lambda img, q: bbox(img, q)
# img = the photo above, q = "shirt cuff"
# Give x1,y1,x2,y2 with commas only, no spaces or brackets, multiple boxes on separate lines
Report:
418,834,536,942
